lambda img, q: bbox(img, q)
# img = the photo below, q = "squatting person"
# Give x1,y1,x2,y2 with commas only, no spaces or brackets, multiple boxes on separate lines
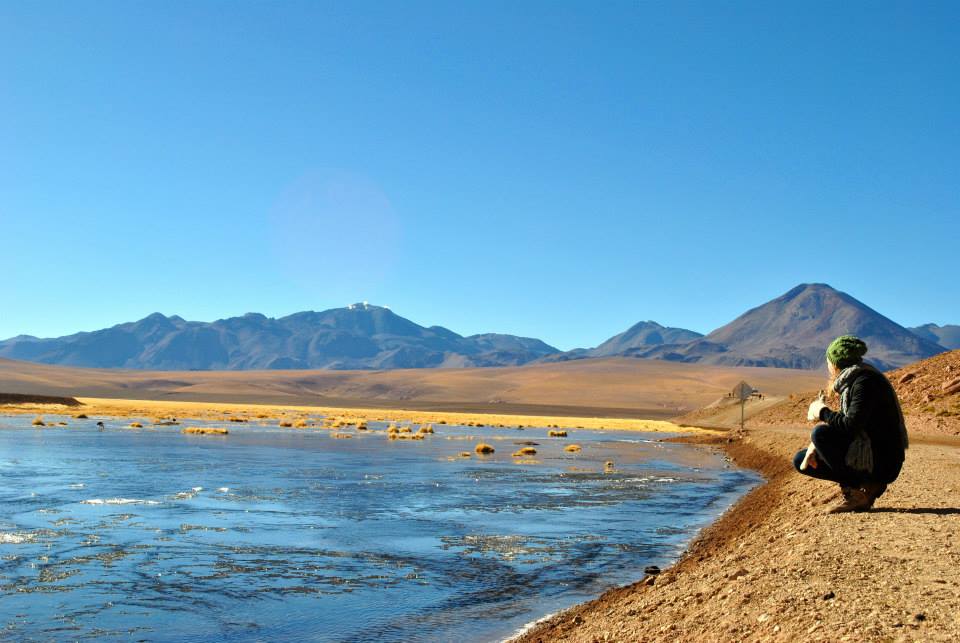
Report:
793,335,909,513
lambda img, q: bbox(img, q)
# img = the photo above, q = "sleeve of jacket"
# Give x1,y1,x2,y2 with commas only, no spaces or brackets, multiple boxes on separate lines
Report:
819,375,875,438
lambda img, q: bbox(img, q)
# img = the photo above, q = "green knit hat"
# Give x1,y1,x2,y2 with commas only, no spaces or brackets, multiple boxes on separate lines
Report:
826,335,868,368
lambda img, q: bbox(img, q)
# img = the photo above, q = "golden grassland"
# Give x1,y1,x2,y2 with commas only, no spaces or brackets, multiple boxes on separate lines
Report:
0,396,719,434
0,355,826,421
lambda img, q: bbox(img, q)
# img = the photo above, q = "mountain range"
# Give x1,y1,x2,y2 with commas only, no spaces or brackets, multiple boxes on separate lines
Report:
0,284,951,371
0,304,558,370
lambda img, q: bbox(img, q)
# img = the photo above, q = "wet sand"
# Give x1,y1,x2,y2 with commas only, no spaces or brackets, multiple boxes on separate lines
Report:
513,422,960,642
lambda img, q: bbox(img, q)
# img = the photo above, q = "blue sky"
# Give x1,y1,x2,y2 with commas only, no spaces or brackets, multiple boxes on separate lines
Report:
2,1,957,351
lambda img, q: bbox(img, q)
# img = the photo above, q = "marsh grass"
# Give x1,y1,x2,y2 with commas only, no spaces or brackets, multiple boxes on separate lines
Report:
548,430,568,437
182,426,229,435
475,443,495,454
389,432,425,441
564,444,582,452
32,416,45,426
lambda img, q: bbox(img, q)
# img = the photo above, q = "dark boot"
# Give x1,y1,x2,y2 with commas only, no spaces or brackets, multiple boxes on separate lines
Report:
861,481,887,508
828,486,872,514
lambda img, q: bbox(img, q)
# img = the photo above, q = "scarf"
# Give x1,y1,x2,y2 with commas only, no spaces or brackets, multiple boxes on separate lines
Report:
833,363,909,474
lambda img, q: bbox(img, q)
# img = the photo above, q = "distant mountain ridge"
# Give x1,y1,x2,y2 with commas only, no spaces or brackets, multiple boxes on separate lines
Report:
0,304,559,370
0,285,951,371
909,324,960,350
588,321,703,357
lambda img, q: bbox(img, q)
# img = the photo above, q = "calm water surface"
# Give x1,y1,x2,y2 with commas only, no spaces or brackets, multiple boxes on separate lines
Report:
0,414,758,642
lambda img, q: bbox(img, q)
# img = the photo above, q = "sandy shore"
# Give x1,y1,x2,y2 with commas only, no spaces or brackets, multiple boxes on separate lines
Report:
514,422,960,642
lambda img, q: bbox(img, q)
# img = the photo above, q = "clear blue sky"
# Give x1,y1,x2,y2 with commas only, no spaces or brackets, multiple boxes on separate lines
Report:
2,1,957,350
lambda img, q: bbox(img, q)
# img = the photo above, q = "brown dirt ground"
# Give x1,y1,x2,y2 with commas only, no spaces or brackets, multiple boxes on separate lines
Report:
0,355,822,420
0,393,80,406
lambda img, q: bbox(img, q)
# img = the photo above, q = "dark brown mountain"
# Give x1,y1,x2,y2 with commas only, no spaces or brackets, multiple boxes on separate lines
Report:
586,321,703,357
0,304,558,370
632,284,946,370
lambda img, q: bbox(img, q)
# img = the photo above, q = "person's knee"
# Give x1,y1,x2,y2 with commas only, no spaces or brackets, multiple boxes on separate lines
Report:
810,423,831,447
793,449,808,473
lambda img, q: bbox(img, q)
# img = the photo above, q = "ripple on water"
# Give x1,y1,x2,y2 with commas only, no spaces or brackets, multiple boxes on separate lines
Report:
0,414,759,642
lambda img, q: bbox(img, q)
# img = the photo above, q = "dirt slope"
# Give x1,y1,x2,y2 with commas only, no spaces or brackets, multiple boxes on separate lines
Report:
751,349,960,436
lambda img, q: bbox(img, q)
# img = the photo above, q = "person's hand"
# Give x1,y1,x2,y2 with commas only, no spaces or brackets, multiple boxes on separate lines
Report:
807,398,827,421
799,442,818,470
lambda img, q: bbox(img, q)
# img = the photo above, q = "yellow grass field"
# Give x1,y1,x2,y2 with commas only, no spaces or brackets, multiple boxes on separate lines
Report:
1,396,704,433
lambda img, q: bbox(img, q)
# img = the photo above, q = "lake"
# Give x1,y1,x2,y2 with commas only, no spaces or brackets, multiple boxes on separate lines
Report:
0,414,757,642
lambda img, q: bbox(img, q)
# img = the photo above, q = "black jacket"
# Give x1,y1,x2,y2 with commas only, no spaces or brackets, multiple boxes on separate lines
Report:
819,367,906,484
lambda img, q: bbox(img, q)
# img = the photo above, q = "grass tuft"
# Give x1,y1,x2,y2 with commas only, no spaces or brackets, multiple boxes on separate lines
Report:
182,426,229,435
475,443,495,454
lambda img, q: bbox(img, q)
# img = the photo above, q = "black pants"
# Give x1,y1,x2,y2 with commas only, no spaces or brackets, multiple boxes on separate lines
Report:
793,424,872,489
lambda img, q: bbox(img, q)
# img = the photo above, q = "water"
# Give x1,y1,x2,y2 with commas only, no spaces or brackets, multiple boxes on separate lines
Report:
0,415,758,642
